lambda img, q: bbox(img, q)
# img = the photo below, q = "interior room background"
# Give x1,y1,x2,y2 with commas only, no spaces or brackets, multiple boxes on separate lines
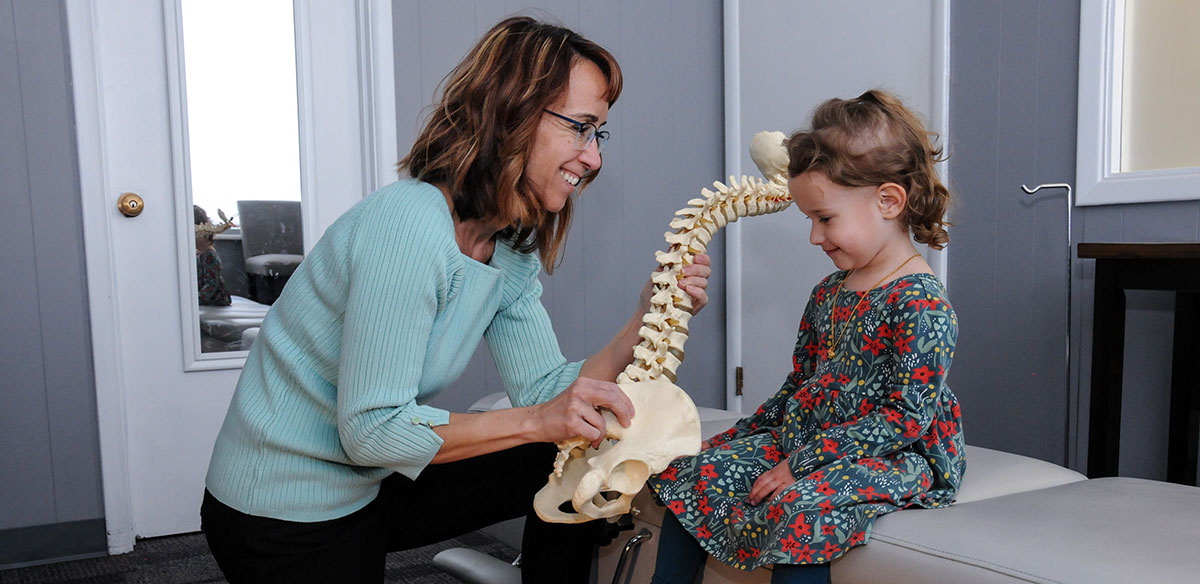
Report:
4,0,1199,570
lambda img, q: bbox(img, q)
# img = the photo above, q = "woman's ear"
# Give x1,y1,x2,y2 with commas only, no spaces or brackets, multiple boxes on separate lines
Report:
876,182,907,220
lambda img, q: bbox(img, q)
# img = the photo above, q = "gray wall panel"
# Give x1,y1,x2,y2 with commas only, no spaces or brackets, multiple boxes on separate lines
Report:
395,1,725,414
0,0,60,530
953,0,1200,478
11,0,103,523
948,0,1073,464
0,0,104,552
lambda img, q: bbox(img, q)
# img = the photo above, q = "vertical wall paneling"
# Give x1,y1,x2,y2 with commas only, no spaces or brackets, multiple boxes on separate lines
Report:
951,1,1200,475
947,0,1075,465
0,0,106,567
393,1,726,413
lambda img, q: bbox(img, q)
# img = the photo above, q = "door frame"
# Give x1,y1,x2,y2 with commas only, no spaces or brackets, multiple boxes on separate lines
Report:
65,0,396,553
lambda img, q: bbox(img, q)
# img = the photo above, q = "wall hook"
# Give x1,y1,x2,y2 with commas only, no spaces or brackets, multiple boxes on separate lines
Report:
1021,181,1074,463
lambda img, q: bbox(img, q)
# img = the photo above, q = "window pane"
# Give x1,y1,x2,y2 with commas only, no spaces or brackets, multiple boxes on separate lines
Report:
1120,0,1200,173
182,0,301,221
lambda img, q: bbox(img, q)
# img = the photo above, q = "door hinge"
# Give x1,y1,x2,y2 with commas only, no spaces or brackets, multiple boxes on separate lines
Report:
735,366,744,396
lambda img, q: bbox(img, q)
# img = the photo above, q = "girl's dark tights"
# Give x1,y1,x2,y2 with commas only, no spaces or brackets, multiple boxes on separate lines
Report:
651,512,831,584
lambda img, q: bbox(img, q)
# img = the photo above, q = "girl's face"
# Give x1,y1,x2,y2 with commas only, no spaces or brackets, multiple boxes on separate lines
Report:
789,171,898,273
525,59,609,213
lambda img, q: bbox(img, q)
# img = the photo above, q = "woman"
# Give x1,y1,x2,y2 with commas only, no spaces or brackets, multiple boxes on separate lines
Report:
200,16,712,583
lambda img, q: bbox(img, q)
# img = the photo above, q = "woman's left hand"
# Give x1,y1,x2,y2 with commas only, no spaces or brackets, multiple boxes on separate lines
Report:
679,254,712,313
638,254,713,314
748,461,795,505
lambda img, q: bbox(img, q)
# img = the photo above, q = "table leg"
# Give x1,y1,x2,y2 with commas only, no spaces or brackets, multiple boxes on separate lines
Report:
1088,260,1125,478
1167,291,1199,485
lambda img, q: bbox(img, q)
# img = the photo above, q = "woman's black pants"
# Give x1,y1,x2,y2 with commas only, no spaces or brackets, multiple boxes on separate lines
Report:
201,443,601,583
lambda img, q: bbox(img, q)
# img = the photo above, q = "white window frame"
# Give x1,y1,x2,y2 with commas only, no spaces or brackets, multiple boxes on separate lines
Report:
1076,0,1200,206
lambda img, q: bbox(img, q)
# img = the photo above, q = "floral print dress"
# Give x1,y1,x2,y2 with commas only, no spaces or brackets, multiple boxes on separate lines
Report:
648,271,965,571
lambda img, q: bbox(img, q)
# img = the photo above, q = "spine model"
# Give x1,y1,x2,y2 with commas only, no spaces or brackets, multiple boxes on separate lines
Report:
616,173,792,385
535,131,794,523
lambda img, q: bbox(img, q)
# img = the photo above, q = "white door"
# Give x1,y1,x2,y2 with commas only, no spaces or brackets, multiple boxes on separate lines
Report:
66,0,396,552
723,0,949,411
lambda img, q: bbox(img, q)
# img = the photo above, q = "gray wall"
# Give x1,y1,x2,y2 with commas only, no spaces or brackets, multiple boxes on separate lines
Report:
948,0,1200,478
393,0,727,413
0,0,106,566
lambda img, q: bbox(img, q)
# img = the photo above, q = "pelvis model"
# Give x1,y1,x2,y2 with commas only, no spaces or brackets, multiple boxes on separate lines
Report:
534,131,794,523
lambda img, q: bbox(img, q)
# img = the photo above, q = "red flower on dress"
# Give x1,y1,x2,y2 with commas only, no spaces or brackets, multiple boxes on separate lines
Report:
821,438,840,456
815,482,836,496
798,390,818,411
818,373,835,388
767,504,785,522
821,540,841,558
696,524,712,539
788,514,812,537
848,531,867,546
698,496,713,515
818,500,835,514
693,479,708,493
807,470,826,482
781,490,801,503
894,335,916,353
658,466,678,481
821,524,837,536
859,400,874,417
700,464,717,478
668,500,686,514
911,366,935,384
903,418,923,439
883,408,903,423
856,486,882,500
876,323,894,339
762,445,782,463
862,335,886,355
780,535,802,554
794,543,815,562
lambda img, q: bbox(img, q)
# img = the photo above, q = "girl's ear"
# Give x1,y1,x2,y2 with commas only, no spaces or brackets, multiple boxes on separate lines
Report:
876,182,907,220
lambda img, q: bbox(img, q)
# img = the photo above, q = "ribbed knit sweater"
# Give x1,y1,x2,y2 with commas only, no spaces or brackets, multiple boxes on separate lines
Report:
205,179,583,522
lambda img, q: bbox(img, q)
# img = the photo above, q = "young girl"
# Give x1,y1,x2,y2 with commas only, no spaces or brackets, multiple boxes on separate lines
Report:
648,90,965,584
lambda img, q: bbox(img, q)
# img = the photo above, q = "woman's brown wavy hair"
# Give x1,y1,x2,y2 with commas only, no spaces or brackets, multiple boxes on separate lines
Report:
786,89,952,249
398,16,623,272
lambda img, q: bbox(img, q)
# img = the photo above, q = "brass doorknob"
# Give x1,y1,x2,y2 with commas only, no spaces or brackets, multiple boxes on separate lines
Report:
117,192,144,217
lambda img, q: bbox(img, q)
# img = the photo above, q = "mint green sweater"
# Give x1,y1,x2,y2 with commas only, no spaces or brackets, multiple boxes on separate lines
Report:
205,180,583,522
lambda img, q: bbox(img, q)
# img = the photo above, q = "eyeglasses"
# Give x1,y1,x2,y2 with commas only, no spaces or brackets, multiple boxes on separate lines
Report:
543,109,610,152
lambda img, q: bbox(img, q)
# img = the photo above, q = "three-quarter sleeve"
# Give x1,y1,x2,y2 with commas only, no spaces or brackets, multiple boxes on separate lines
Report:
334,193,457,479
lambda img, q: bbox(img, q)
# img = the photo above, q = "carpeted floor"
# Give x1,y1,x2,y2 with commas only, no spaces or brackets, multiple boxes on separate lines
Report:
0,530,518,584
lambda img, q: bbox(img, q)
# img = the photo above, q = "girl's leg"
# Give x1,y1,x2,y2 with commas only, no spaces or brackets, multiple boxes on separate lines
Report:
650,512,707,584
379,442,601,583
770,562,831,584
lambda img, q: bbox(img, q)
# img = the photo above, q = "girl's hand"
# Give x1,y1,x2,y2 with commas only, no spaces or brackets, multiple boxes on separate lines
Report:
532,377,635,448
636,253,714,314
748,461,795,505
701,440,712,451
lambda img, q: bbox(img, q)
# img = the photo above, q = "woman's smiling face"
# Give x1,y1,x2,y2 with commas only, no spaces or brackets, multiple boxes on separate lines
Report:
525,59,609,213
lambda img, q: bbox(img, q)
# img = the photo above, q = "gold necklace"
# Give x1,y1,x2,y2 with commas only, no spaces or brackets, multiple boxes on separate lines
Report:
825,253,921,360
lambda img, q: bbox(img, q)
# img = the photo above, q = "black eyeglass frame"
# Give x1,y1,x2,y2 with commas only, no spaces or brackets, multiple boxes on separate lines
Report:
542,109,610,152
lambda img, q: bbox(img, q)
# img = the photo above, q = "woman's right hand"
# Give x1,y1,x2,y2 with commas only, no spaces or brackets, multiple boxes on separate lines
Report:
533,377,635,448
